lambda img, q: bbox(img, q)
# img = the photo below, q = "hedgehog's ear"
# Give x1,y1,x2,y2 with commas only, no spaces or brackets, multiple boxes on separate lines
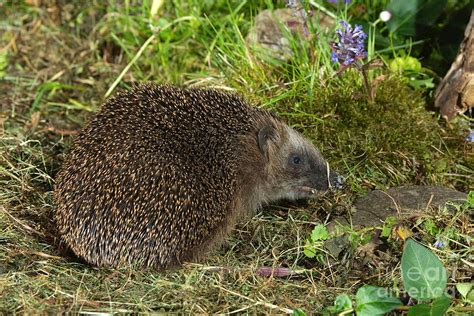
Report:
258,124,277,159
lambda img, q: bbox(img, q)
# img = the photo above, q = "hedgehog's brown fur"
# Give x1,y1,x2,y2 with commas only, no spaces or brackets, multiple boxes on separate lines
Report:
54,83,335,270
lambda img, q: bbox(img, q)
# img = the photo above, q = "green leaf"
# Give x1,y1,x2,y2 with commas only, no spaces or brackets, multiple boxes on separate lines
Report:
401,239,447,301
407,295,451,316
456,283,472,299
389,56,422,73
466,191,474,207
311,224,329,242
467,289,474,304
434,159,447,173
303,240,316,258
324,293,353,313
408,77,435,90
0,50,7,78
292,308,306,316
422,219,438,236
387,0,418,36
408,304,431,315
387,0,448,37
457,282,474,304
334,294,353,311
156,17,172,40
355,285,402,316
303,247,316,258
381,216,397,238
431,296,451,315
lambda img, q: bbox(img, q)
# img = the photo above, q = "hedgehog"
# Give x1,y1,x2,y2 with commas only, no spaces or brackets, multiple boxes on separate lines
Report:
54,83,341,270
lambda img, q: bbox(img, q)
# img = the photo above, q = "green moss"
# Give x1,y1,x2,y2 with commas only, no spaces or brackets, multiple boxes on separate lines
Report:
267,73,470,192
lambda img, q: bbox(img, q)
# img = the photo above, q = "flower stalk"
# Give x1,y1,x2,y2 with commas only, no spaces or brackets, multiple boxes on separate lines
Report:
330,20,376,103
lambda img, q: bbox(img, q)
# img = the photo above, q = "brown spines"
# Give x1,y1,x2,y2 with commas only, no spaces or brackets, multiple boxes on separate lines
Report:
54,83,278,269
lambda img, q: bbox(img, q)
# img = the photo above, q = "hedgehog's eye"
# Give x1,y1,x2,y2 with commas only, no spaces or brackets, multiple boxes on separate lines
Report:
292,155,302,165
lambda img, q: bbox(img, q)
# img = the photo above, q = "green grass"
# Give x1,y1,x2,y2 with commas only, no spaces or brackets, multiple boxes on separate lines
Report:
0,0,472,313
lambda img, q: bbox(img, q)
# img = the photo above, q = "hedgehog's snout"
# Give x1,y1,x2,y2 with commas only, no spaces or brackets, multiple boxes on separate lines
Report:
308,166,343,192
330,172,345,190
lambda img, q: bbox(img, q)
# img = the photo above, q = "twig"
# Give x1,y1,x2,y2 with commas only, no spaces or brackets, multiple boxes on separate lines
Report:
43,126,79,135
0,205,44,237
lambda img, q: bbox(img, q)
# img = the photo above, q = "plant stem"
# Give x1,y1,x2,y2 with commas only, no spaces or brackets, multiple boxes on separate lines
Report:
356,62,373,103
105,34,156,98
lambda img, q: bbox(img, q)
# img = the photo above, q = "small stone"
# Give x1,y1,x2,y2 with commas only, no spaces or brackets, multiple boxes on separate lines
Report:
350,185,467,227
324,234,350,258
246,8,335,60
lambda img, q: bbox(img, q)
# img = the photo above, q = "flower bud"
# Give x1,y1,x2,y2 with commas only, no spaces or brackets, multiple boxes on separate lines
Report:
379,10,392,22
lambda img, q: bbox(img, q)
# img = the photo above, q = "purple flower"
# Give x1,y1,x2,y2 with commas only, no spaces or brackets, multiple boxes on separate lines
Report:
287,0,300,8
433,236,446,249
327,0,352,4
330,20,367,66
466,129,474,142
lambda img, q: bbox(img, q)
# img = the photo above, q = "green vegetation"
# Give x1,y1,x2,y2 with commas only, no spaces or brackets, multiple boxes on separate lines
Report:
0,0,472,313
315,199,473,315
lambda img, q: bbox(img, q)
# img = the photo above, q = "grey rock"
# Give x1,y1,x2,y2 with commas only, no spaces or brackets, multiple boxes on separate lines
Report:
349,185,467,227
246,8,335,60
324,234,350,258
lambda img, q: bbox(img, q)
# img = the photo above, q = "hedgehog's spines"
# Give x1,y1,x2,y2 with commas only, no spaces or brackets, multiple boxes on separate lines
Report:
54,83,332,270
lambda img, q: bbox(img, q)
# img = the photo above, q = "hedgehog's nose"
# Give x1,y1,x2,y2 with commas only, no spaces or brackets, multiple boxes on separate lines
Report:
330,172,345,190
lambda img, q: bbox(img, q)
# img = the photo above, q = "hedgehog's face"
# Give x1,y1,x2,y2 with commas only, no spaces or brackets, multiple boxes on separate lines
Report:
258,124,343,201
